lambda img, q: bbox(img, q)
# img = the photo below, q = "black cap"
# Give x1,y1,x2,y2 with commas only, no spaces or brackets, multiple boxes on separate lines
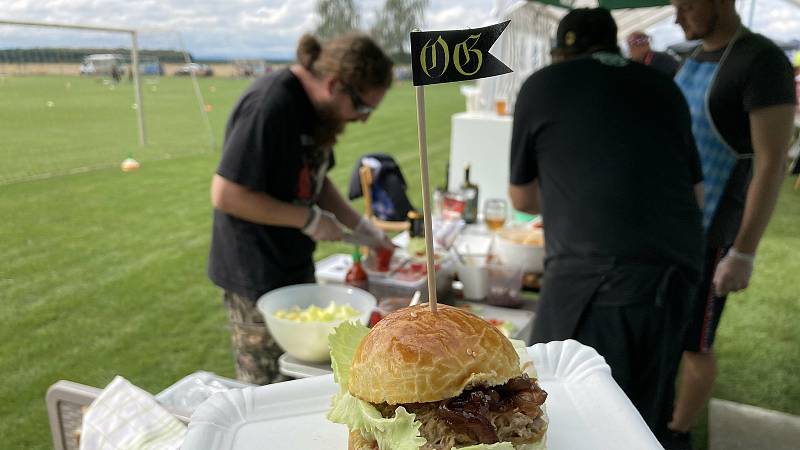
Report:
554,8,619,55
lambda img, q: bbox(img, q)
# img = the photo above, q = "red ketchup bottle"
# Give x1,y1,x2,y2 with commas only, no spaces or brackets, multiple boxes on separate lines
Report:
345,247,369,292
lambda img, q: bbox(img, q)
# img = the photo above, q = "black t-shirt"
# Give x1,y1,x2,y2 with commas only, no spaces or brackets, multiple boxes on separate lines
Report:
510,53,704,277
646,51,680,77
686,31,797,247
208,69,334,299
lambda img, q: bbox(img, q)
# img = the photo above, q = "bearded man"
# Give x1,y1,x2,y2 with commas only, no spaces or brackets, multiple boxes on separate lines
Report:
208,33,394,385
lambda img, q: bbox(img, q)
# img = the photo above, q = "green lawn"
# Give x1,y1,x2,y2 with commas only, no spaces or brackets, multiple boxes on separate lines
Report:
1,76,798,449
0,76,244,183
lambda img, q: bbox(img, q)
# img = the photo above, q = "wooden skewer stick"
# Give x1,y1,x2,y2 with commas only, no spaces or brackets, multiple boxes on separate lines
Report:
414,85,437,313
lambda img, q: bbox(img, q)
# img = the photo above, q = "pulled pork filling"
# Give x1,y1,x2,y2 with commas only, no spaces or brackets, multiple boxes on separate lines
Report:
374,374,547,450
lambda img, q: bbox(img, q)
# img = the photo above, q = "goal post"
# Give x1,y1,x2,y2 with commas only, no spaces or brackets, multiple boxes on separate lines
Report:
0,19,215,185
0,19,148,146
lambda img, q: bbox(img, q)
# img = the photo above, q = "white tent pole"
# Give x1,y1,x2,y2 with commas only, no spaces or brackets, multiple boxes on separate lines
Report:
748,0,757,27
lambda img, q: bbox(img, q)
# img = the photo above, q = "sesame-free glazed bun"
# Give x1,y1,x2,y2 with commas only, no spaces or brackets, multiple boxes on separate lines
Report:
348,304,521,404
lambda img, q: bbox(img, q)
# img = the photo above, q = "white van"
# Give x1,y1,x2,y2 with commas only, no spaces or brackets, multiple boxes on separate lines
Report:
79,54,125,77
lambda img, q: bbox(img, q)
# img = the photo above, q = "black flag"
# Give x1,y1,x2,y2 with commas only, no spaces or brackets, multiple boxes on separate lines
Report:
410,21,512,86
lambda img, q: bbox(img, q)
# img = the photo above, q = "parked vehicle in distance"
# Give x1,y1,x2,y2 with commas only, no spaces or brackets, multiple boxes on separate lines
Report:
80,54,125,77
138,57,165,76
175,63,214,77
233,59,271,78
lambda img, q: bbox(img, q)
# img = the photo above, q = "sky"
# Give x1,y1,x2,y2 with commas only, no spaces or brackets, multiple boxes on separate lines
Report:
1,0,799,59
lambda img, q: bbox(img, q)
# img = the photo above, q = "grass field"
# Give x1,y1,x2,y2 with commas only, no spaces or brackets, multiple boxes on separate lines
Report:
0,75,229,183
1,75,798,449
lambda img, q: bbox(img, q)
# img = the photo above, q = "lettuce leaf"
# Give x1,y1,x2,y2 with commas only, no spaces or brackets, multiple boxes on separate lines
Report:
511,338,537,378
328,320,370,387
327,322,427,450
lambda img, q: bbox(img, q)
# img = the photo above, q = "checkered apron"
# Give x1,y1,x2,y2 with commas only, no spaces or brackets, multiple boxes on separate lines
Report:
675,32,751,231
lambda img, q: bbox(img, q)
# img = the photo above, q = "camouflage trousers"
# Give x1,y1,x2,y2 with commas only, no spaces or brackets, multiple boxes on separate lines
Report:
223,291,287,385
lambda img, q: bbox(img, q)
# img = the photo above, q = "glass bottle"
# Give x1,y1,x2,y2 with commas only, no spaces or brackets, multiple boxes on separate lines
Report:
460,164,479,224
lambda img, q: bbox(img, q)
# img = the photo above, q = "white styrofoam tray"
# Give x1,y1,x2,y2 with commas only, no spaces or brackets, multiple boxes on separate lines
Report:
184,340,663,450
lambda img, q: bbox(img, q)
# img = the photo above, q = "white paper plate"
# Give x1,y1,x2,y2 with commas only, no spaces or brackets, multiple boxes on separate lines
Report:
455,302,535,344
184,340,663,450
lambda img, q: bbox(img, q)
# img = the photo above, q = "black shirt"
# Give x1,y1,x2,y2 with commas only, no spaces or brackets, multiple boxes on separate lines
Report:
645,51,680,77
510,53,704,277
686,31,797,247
208,69,334,299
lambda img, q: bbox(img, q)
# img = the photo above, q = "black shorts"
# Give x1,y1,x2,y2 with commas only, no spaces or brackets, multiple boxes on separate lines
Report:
683,246,729,353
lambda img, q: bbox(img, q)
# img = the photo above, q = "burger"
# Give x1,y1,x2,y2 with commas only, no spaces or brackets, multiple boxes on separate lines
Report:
327,304,548,450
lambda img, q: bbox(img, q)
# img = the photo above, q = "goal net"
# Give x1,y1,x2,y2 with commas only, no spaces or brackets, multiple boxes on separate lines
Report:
0,21,215,185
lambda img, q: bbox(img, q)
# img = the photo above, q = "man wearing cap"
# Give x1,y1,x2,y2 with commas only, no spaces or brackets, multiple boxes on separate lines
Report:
668,0,796,448
627,31,680,76
509,8,704,444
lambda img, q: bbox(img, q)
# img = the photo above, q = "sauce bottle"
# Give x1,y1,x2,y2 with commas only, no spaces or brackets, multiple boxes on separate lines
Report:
346,247,369,292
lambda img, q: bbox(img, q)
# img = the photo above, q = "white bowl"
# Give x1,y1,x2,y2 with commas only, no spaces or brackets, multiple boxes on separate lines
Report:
495,228,546,273
256,283,376,363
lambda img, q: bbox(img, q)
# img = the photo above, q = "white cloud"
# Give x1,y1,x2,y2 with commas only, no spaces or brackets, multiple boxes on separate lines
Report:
427,5,493,29
1,0,798,59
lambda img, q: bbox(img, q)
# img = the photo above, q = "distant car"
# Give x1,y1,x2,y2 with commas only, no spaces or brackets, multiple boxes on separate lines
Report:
393,66,412,81
139,61,165,76
80,54,125,77
175,63,213,77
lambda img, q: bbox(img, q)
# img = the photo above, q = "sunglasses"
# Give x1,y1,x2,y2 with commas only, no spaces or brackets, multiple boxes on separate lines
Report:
342,82,375,115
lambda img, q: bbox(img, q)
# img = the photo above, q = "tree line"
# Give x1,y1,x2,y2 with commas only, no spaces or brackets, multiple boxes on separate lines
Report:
315,0,429,63
0,48,190,64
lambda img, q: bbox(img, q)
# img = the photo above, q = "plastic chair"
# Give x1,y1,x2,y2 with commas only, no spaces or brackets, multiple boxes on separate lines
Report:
709,398,800,450
46,380,190,450
359,164,410,233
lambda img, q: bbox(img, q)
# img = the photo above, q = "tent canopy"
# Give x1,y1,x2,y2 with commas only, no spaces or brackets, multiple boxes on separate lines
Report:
476,0,800,114
530,0,668,9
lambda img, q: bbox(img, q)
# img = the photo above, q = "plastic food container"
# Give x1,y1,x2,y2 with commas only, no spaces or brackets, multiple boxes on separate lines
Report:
486,263,524,308
456,256,489,300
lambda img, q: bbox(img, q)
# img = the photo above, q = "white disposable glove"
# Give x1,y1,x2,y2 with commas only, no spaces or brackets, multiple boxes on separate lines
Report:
355,216,394,249
302,206,344,242
713,248,754,296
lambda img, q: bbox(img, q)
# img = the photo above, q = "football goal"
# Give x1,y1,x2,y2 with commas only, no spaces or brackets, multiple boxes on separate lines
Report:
0,19,214,185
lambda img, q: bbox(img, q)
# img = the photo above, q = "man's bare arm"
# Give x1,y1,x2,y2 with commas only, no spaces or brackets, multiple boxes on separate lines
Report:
211,174,310,228
733,104,794,253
